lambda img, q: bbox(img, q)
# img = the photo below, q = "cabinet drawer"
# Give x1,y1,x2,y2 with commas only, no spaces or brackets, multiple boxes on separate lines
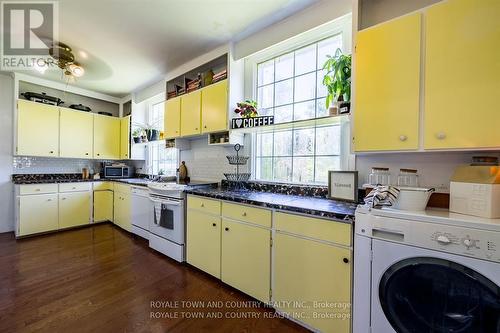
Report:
222,202,271,228
275,212,351,246
93,181,113,191
187,195,221,215
59,182,91,193
19,183,58,195
113,183,130,194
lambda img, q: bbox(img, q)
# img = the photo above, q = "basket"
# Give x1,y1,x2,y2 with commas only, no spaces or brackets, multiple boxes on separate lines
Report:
226,155,249,165
224,173,251,182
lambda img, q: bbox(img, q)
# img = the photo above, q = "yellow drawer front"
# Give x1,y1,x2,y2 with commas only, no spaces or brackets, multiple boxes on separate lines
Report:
113,183,131,194
93,181,113,191
19,184,58,195
187,195,221,215
222,202,271,228
58,182,91,193
275,212,351,246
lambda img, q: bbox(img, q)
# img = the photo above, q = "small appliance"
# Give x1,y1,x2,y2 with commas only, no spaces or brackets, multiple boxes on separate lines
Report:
104,165,129,178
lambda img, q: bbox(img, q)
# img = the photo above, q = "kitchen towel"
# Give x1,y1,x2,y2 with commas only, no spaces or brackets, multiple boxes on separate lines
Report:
364,185,400,208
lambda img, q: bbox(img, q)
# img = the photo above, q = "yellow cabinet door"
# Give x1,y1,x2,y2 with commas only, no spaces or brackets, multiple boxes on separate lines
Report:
164,97,181,138
59,108,93,158
201,80,228,133
120,116,131,159
424,0,500,149
93,190,113,222
221,219,271,302
114,191,131,231
274,232,352,333
59,192,91,229
354,13,421,151
18,194,58,236
17,100,59,157
93,114,120,159
180,91,201,136
186,209,221,278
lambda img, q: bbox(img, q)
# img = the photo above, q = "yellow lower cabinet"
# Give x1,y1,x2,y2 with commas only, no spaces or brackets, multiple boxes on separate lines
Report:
59,192,91,229
221,219,271,302
18,194,58,236
114,190,131,231
274,232,352,333
186,209,221,278
93,190,114,222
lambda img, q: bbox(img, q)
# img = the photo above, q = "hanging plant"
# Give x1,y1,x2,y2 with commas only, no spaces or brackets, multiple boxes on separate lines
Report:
234,99,258,118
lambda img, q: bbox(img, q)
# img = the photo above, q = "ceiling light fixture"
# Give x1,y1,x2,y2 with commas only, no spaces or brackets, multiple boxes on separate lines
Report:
67,63,85,77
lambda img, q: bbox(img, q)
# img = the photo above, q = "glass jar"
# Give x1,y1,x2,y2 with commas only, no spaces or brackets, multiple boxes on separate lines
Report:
397,168,419,187
369,167,391,186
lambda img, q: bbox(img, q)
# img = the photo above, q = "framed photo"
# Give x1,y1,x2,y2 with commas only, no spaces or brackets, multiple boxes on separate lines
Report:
328,171,358,202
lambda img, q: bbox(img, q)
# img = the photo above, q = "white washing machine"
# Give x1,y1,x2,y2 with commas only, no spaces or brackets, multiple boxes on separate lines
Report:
353,206,500,333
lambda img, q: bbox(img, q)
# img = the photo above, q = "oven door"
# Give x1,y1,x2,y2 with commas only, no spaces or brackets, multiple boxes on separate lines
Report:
149,196,184,245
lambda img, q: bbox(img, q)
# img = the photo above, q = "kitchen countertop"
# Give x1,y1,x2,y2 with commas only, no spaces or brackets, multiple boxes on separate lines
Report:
185,187,357,222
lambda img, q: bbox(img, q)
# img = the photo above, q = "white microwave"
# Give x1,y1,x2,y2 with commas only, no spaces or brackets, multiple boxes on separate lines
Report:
104,166,130,178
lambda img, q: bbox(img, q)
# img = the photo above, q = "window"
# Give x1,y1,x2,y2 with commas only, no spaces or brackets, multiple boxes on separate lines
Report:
252,32,350,184
149,101,164,132
148,141,178,176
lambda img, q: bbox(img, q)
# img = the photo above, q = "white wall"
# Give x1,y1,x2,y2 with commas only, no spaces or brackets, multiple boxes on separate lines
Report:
0,74,14,233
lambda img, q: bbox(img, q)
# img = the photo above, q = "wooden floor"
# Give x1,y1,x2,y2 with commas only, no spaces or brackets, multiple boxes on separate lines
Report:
0,224,307,333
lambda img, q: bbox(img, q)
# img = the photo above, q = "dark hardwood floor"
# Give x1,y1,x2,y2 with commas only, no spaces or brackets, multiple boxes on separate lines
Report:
0,224,307,333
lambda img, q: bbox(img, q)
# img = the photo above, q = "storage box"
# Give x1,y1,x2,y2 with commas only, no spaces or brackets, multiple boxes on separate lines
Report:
450,166,500,218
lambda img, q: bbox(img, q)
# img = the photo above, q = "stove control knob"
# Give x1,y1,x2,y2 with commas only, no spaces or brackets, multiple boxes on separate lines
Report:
463,238,473,248
437,235,451,245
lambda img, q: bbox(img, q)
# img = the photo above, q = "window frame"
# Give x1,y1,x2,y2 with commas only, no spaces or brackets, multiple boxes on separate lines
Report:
245,14,353,185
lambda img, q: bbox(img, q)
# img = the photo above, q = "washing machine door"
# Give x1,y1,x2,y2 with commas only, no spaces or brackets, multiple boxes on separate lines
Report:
372,240,500,333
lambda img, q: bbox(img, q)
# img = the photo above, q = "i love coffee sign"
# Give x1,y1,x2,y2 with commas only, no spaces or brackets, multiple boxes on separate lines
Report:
231,116,275,129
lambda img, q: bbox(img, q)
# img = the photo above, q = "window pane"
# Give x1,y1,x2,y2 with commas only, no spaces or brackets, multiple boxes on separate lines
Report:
274,105,293,123
316,69,328,98
293,100,316,121
274,157,292,182
316,97,328,118
275,79,293,106
294,72,316,103
295,44,317,75
293,157,314,183
258,60,274,86
316,125,341,155
258,84,274,109
317,35,343,69
315,156,340,183
293,128,314,155
259,107,273,117
255,157,273,180
256,132,273,156
274,131,293,156
275,52,294,81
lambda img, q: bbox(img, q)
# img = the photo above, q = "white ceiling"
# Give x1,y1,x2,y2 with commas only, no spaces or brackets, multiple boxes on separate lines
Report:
16,0,322,97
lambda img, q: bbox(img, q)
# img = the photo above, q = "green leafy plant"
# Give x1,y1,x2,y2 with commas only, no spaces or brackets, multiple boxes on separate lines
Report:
322,48,352,109
234,99,258,118
132,128,143,138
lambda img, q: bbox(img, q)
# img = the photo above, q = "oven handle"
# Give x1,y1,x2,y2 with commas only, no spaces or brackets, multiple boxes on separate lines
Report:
149,197,182,206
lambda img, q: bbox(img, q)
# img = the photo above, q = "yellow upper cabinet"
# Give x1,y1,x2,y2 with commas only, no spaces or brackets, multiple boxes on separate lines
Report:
120,116,130,159
201,80,228,133
180,90,202,136
424,0,500,149
354,13,421,152
17,100,60,157
59,108,93,158
93,114,120,159
164,97,181,138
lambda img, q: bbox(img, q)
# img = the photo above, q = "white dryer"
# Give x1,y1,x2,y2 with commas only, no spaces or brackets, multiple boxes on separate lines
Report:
353,206,500,333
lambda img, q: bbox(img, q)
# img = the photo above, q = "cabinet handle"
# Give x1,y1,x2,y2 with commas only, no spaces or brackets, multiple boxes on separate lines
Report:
195,127,198,131
225,227,229,231
85,152,89,155
204,125,207,129
200,203,205,207
343,258,349,264
436,132,446,140
35,188,40,192
399,135,407,142
47,199,52,201
72,187,76,189
212,223,217,227
97,153,100,156
242,212,247,217
49,151,54,154
62,197,66,200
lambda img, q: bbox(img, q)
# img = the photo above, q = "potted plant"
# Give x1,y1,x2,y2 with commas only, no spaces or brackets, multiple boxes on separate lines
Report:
234,100,258,118
322,48,351,115
132,129,142,144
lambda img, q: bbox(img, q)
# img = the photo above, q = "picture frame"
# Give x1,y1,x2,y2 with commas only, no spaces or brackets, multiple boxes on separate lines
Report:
328,171,358,202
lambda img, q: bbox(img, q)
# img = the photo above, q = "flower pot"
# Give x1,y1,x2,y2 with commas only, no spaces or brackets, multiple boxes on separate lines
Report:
338,101,350,114
133,137,141,144
329,106,338,116
146,129,159,142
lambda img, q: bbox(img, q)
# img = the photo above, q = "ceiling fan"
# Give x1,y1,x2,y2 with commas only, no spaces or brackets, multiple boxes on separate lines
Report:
44,41,85,78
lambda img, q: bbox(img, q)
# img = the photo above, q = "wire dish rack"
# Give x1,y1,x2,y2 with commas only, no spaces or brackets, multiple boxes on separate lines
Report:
225,144,249,190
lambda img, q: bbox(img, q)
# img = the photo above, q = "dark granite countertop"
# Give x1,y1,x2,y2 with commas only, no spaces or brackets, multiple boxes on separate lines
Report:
185,187,357,222
12,174,151,187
